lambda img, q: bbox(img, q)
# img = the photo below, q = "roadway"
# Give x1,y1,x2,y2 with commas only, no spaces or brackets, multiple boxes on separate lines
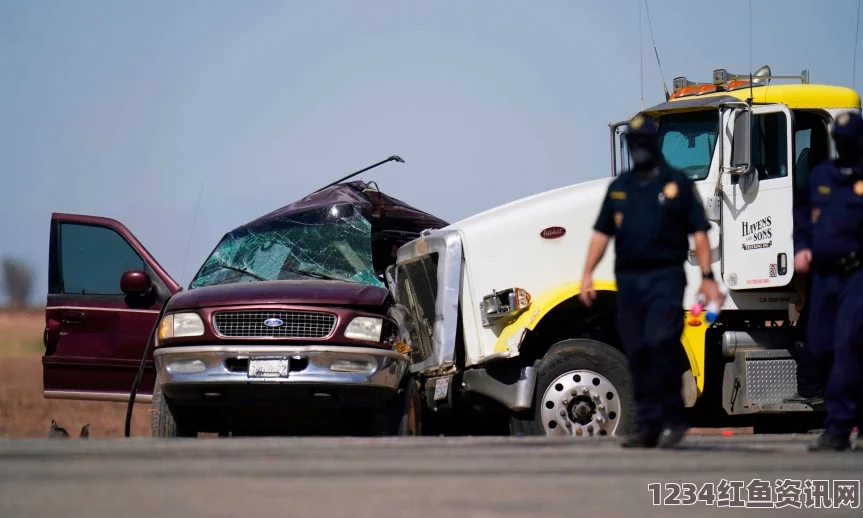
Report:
0,435,861,517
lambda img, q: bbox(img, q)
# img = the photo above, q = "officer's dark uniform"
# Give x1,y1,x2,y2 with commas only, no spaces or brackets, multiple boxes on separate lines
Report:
787,130,831,405
793,111,863,451
786,182,824,405
593,114,712,448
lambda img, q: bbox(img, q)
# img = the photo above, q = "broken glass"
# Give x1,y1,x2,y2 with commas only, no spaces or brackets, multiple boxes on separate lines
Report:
189,205,384,289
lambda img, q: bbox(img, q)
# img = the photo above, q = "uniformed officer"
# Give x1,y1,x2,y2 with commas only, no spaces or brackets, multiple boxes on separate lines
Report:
793,110,863,451
579,113,722,449
785,129,831,407
785,167,823,405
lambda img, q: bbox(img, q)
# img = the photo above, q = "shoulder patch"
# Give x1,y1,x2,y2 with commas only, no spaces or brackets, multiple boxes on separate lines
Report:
630,114,644,129
818,185,831,195
610,190,626,200
838,112,850,126
812,208,821,223
663,181,678,200
614,212,623,228
855,180,863,196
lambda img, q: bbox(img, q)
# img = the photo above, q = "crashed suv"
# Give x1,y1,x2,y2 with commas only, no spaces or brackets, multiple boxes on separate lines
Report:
42,180,447,436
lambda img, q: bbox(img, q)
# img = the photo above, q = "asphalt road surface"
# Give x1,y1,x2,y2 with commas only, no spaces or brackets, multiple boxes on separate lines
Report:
1,435,861,518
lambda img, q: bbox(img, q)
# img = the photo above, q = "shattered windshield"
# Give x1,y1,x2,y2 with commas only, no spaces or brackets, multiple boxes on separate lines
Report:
189,204,384,289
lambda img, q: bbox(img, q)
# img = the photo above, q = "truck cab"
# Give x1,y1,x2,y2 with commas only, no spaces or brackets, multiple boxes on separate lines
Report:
391,65,861,437
43,180,448,436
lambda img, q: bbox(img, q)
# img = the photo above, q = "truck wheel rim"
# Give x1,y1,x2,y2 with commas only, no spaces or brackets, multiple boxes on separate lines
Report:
540,370,621,437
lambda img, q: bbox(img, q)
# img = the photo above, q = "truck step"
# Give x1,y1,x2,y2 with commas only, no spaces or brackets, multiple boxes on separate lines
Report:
721,349,819,415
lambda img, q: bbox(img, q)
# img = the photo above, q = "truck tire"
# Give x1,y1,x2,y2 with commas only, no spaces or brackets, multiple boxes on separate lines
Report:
510,339,635,438
373,377,422,436
150,382,198,438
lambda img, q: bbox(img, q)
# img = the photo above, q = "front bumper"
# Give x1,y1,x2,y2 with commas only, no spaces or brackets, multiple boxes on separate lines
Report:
153,344,409,407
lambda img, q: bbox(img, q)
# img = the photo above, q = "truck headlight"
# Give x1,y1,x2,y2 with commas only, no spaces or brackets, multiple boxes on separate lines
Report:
344,316,383,342
480,287,532,327
158,312,205,340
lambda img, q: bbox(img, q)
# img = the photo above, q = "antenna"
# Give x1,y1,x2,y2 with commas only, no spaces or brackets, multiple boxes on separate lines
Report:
179,182,204,287
310,155,405,195
745,0,753,102
854,0,861,89
639,0,644,110
643,0,670,101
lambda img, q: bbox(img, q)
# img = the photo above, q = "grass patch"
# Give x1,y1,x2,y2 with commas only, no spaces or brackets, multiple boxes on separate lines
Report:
0,309,44,357
0,336,44,356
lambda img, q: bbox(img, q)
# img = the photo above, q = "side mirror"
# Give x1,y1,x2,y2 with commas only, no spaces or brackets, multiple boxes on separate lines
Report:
120,270,152,296
730,109,753,174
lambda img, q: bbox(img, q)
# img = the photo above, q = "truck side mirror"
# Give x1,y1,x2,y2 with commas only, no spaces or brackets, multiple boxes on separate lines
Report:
729,108,760,195
120,270,152,296
731,109,752,174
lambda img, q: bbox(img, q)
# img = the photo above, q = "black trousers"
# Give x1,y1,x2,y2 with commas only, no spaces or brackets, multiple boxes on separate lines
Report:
615,265,687,434
808,269,863,436
793,274,826,398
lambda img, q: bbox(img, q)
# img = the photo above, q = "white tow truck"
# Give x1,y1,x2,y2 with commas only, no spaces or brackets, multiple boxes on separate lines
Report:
387,65,863,437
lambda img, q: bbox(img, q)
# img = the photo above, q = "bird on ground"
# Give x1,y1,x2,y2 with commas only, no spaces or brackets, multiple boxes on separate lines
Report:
79,424,90,438
48,420,70,439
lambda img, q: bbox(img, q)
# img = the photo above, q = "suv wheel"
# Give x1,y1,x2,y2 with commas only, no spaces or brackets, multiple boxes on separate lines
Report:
373,377,421,436
150,382,198,438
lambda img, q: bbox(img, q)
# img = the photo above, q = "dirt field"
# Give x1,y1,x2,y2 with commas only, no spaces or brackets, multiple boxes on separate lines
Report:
0,308,150,438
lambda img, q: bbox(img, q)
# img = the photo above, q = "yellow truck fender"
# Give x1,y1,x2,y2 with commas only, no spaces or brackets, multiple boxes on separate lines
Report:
492,280,708,395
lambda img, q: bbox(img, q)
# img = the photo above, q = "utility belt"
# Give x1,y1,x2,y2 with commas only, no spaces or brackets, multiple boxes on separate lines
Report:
812,250,863,277
614,258,683,274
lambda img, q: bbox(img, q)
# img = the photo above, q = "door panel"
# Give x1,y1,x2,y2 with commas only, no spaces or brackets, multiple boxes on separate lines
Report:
721,105,795,290
43,213,179,401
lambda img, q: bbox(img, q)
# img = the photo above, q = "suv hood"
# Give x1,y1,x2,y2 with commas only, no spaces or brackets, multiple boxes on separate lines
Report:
166,279,391,311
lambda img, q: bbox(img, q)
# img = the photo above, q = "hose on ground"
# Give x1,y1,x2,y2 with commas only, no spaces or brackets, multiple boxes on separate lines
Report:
124,296,172,438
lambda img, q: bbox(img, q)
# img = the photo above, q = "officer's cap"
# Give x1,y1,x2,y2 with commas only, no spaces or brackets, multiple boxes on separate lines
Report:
831,111,863,139
625,113,659,138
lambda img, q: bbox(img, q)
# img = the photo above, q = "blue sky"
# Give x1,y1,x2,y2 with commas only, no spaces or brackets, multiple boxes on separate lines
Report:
1,0,860,304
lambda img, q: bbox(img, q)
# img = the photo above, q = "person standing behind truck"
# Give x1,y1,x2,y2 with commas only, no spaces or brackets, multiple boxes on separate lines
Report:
793,111,863,452
579,113,722,449
785,129,830,407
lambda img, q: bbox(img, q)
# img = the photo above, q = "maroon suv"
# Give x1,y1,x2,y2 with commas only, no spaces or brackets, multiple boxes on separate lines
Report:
43,181,447,436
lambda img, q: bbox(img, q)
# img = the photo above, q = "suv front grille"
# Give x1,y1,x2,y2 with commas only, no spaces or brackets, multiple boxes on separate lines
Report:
213,310,337,338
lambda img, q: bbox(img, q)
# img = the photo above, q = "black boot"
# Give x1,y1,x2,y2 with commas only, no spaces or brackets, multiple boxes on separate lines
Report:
657,424,688,449
621,430,660,449
808,431,851,452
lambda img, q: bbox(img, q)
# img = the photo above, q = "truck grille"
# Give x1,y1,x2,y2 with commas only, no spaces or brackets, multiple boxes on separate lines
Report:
393,253,439,365
213,310,336,338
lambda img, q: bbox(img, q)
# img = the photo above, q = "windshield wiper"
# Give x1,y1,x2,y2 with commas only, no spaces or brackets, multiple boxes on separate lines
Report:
211,262,267,282
281,266,346,282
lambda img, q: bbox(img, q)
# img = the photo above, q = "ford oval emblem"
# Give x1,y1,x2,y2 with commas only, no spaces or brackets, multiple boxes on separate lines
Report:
540,226,566,239
263,318,284,327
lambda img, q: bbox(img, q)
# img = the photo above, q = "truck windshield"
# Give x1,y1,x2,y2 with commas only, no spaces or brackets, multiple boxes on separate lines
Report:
658,110,719,181
189,205,384,289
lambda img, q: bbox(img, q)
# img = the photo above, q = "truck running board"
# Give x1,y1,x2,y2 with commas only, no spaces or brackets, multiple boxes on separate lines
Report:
721,348,820,415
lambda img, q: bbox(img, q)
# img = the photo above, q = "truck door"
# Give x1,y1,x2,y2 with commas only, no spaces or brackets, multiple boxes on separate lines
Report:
721,104,795,289
44,213,180,402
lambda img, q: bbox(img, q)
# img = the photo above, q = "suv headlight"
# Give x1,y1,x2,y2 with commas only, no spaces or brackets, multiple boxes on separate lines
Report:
158,312,205,340
344,316,383,342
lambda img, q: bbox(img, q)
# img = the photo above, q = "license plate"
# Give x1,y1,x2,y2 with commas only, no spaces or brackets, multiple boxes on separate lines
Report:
434,377,450,400
248,358,289,378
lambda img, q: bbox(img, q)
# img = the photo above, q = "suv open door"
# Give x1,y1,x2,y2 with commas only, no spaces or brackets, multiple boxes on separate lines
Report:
44,213,180,402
